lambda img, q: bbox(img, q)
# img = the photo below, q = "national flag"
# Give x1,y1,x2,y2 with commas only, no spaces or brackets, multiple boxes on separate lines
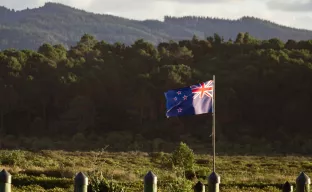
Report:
164,80,214,117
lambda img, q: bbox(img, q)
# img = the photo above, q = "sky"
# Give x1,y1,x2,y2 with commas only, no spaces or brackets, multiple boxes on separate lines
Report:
1,0,312,30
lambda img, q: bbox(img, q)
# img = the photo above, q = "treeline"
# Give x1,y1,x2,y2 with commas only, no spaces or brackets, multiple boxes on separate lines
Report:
2,3,312,51
1,32,312,153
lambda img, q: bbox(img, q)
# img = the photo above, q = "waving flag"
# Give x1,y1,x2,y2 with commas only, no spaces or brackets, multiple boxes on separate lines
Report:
164,80,214,117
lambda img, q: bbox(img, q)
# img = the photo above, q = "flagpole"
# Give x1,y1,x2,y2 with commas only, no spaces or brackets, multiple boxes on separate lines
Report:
212,75,216,172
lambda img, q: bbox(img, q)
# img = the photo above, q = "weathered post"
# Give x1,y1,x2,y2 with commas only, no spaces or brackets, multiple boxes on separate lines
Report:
0,169,11,192
144,171,157,192
282,181,293,192
194,181,205,192
208,172,220,192
74,172,88,192
296,172,310,192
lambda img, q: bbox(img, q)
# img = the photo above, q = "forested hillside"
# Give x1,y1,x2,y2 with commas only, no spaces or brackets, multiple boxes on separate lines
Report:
1,2,312,50
0,32,312,153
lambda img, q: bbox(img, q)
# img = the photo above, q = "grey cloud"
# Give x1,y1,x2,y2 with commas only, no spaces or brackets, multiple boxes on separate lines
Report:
83,0,155,14
1,0,154,12
1,0,41,10
156,0,244,3
267,0,312,12
1,0,244,11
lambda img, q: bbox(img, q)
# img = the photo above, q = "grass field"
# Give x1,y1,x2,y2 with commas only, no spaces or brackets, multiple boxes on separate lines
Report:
0,149,311,191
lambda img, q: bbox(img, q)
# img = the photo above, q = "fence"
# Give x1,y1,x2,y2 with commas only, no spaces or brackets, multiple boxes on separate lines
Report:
0,169,310,192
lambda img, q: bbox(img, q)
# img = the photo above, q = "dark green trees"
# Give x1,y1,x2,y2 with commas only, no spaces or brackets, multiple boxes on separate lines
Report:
1,33,312,152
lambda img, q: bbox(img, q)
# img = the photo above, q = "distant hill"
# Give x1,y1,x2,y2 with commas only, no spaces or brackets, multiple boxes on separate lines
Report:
0,2,312,50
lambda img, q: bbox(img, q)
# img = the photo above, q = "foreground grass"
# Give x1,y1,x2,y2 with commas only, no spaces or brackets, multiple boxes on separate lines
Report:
0,150,311,191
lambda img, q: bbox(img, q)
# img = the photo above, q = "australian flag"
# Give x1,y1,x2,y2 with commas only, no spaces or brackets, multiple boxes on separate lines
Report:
164,80,214,117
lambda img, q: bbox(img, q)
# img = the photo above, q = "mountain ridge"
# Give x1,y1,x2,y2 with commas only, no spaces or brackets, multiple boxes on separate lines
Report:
0,2,311,50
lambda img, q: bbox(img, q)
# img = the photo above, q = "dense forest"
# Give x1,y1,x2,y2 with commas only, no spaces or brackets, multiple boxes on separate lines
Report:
1,32,312,154
1,2,312,50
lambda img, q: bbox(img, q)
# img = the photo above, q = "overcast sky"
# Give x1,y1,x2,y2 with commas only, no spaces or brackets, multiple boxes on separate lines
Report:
1,0,312,30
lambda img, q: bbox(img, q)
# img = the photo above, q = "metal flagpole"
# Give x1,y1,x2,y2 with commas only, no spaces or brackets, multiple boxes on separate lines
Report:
208,75,220,192
212,75,216,172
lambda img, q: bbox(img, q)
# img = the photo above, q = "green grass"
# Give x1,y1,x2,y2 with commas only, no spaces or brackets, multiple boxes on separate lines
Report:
0,150,310,191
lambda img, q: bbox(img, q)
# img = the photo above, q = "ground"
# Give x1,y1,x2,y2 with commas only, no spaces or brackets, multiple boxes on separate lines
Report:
0,150,310,191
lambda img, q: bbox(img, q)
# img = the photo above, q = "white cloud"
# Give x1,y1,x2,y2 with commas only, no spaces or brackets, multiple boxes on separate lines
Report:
289,16,312,29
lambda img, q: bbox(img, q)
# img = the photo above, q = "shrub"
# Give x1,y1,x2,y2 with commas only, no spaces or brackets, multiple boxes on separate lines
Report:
88,170,126,192
0,150,28,167
150,152,172,168
162,178,193,192
171,142,195,171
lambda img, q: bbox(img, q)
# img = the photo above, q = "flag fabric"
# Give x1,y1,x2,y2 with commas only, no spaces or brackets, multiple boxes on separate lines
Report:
164,80,214,117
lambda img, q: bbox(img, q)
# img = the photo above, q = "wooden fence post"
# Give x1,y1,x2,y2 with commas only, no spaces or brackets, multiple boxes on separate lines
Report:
0,169,11,192
144,171,157,192
208,172,220,192
296,172,310,192
74,172,88,192
194,181,205,192
282,181,293,192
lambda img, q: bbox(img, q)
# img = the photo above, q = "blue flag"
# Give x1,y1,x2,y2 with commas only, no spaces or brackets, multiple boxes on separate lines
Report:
164,80,214,117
